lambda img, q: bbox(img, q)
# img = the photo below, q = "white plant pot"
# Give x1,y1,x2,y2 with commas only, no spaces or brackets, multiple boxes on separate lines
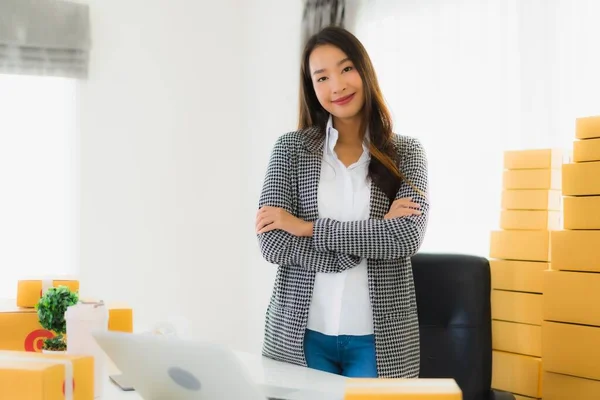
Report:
42,349,66,354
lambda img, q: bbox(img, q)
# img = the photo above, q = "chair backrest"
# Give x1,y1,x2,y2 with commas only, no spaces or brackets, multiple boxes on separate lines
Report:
411,253,492,400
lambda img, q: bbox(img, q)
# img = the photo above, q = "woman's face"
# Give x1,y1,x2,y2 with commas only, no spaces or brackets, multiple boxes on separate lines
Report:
309,44,364,122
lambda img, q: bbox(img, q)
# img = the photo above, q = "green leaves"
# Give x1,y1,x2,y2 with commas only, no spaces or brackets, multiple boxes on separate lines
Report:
35,285,79,336
42,335,67,351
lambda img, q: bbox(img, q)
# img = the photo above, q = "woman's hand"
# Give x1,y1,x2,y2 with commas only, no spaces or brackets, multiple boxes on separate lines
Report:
256,206,314,236
384,197,422,220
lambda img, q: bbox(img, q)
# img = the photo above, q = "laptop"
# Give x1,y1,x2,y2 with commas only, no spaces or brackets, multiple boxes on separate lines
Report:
92,330,340,400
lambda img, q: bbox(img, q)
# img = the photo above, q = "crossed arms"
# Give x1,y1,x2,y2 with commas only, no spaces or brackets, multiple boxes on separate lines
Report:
256,135,429,273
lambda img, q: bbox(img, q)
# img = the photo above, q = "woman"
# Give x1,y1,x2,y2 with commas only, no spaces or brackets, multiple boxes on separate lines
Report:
255,26,429,379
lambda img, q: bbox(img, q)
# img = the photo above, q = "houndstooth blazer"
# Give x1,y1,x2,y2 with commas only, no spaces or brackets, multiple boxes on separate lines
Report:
256,125,429,378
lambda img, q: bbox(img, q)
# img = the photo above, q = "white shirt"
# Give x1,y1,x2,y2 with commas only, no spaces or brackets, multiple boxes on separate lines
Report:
306,115,374,336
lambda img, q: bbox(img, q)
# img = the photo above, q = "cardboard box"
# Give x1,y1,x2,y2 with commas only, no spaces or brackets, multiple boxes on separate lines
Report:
562,161,600,196
492,350,542,398
573,137,600,162
504,149,563,170
542,321,600,381
500,210,560,230
0,300,133,352
108,306,133,333
78,298,134,333
490,260,548,294
563,196,600,229
576,115,600,140
0,301,49,352
490,230,551,262
17,279,80,308
503,169,561,190
543,270,600,327
492,320,541,357
543,371,600,400
492,290,543,325
0,350,94,400
501,189,561,211
343,379,462,399
551,230,600,272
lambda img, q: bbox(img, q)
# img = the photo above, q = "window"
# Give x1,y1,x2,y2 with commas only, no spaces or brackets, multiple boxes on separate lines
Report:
0,74,78,299
353,0,600,257
354,1,523,257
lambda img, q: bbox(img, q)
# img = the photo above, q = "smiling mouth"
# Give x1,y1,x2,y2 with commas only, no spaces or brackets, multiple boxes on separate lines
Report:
332,93,356,105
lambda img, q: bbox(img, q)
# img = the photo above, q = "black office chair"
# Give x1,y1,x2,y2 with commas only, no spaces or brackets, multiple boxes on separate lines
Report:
411,253,515,400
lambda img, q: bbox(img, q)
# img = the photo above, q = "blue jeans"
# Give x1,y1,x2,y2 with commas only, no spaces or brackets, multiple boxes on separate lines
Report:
303,329,378,377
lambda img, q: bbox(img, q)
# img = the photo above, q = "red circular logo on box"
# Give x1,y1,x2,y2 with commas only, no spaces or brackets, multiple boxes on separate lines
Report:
63,379,76,396
24,329,54,352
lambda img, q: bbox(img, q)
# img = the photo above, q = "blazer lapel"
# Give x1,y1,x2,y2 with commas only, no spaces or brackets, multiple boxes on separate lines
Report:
299,126,325,221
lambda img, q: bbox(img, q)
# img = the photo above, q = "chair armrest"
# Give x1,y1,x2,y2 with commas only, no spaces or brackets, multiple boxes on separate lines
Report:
491,389,516,400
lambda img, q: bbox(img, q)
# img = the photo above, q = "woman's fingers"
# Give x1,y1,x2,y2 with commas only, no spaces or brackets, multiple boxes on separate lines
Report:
257,206,273,217
257,221,277,234
256,214,275,232
391,197,420,210
384,207,422,219
395,208,421,216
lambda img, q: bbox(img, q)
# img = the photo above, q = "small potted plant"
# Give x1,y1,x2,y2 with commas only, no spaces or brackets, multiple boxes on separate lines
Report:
35,285,79,353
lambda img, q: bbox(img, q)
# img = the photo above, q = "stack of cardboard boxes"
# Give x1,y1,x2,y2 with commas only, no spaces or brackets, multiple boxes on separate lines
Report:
542,115,600,399
0,278,134,399
0,279,134,353
489,149,564,399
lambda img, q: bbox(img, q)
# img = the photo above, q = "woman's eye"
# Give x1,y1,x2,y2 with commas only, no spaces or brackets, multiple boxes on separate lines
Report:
317,76,328,82
343,66,353,72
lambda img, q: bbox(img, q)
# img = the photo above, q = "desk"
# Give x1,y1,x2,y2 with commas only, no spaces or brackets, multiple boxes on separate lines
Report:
101,350,346,399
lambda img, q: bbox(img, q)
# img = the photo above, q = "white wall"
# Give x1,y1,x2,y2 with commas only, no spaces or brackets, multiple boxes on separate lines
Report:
0,76,78,298
242,0,304,352
77,0,303,353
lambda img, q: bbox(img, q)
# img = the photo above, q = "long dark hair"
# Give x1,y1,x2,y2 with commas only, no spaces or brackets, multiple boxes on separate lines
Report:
299,26,407,202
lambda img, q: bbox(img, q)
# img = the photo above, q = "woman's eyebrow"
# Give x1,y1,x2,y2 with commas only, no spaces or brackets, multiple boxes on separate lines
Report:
312,57,351,75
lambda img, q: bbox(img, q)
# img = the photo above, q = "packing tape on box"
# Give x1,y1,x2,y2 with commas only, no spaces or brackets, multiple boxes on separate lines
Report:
41,279,53,296
0,353,73,400
37,275,78,295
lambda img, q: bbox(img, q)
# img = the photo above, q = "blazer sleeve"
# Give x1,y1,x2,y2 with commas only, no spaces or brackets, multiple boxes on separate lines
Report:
257,135,361,273
312,136,429,260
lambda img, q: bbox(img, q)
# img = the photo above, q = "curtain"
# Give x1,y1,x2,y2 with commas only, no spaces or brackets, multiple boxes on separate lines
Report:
351,0,600,257
302,0,347,45
0,0,91,79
